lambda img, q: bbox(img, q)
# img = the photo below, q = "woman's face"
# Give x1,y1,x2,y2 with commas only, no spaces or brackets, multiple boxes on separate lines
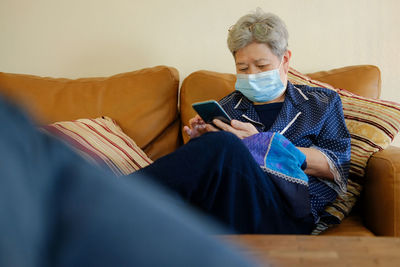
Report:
234,42,291,86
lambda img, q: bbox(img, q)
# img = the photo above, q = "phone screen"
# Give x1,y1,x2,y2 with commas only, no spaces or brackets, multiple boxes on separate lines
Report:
192,100,232,124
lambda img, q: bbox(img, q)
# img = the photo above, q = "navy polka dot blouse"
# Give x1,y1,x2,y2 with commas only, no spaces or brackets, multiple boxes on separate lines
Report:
219,81,351,223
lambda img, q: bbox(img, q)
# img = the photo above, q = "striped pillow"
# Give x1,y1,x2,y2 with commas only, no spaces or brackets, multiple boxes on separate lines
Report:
41,117,153,176
288,68,400,230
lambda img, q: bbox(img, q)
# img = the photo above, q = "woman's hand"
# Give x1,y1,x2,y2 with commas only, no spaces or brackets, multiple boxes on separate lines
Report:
183,115,219,139
212,119,258,139
297,147,334,180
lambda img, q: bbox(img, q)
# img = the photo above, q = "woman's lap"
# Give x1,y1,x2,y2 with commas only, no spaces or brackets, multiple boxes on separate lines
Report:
133,131,315,234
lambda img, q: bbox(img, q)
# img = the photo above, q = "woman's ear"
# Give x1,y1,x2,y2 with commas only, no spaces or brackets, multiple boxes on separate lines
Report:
283,50,292,74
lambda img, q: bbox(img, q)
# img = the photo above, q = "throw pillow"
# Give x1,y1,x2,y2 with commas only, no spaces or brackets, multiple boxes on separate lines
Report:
287,67,400,233
40,116,153,176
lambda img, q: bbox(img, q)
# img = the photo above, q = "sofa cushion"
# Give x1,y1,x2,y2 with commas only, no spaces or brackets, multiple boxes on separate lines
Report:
320,213,375,236
41,117,153,176
180,71,236,143
0,66,181,160
306,65,381,99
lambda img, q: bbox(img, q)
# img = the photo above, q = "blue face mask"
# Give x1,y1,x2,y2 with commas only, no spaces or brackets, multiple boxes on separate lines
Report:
235,62,285,103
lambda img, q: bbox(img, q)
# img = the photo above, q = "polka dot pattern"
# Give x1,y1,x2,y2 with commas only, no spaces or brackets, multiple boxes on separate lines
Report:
219,82,351,223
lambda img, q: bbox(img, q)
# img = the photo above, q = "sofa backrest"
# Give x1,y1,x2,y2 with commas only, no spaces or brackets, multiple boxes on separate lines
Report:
306,65,381,99
0,66,181,160
0,64,382,159
179,65,381,143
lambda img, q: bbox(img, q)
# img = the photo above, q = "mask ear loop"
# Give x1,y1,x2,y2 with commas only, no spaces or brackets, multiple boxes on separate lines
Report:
278,56,284,70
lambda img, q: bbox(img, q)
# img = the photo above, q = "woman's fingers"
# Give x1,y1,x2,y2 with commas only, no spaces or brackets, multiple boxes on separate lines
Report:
185,115,220,139
212,119,233,131
212,119,258,139
205,124,219,132
231,119,247,130
187,116,260,140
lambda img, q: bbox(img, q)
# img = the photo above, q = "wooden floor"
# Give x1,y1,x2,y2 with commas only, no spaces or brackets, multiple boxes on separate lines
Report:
220,235,400,267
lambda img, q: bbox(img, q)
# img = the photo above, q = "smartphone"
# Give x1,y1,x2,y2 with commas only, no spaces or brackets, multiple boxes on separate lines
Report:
192,100,232,125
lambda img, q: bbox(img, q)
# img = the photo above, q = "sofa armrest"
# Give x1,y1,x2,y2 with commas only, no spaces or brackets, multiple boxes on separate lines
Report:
363,146,400,236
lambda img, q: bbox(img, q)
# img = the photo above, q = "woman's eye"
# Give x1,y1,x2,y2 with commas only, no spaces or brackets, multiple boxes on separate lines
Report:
258,65,266,69
239,68,248,72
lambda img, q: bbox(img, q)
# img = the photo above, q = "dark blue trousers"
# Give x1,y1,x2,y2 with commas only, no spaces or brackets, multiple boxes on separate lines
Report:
0,96,255,267
135,131,316,234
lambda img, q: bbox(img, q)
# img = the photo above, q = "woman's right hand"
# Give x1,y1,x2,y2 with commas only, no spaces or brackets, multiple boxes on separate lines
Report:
183,115,218,139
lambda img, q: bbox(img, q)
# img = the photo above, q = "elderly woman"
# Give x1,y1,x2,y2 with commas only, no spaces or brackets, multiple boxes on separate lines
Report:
136,9,351,234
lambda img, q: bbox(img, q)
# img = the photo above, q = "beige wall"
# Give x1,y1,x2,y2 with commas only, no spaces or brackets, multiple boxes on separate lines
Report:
1,0,400,144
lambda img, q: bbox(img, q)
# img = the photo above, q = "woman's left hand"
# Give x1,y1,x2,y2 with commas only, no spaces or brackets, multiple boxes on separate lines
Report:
212,119,258,139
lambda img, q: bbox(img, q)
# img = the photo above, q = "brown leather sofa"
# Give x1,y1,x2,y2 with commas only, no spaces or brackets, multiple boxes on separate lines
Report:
0,65,399,236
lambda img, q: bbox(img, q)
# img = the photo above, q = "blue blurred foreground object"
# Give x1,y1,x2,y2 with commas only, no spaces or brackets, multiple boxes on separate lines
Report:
0,96,257,267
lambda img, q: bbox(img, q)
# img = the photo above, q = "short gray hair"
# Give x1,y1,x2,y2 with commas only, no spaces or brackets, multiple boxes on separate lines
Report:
227,8,289,58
